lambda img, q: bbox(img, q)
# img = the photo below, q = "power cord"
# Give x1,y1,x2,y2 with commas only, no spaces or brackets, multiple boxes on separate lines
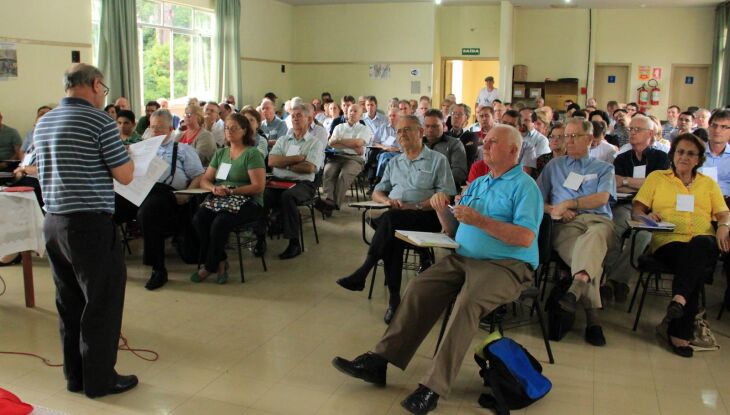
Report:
0,273,6,297
0,333,158,367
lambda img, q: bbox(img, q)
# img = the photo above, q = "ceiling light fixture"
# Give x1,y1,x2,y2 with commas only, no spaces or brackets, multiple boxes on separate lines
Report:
435,0,442,4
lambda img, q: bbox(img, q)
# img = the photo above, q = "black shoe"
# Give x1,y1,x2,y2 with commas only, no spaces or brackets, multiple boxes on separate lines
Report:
253,237,267,257
384,305,397,324
401,385,439,415
67,380,83,393
599,283,614,302
86,374,138,398
668,339,693,358
314,199,335,217
336,275,366,291
614,282,630,303
144,270,168,291
417,255,433,274
666,300,684,320
331,352,387,386
558,292,577,314
585,325,606,347
278,243,301,260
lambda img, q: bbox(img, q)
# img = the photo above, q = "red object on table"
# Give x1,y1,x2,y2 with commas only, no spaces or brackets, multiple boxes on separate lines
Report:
0,388,33,415
2,187,34,192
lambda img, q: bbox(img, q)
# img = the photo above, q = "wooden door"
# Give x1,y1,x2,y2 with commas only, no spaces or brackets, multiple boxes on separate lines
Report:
594,64,629,110
670,65,709,109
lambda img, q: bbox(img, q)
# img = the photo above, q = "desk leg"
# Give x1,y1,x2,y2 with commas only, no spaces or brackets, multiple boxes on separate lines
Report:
21,251,35,308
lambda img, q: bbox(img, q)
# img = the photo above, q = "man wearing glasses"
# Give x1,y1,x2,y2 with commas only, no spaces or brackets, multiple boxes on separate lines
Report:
602,115,669,303
701,109,730,311
33,64,138,398
537,117,616,347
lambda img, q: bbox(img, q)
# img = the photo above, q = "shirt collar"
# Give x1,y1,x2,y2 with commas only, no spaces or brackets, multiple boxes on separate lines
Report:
705,143,730,156
286,131,311,142
61,97,95,107
486,163,523,182
567,154,591,167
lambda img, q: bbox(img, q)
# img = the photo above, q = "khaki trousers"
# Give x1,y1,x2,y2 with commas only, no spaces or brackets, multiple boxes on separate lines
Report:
373,254,532,397
322,155,363,207
552,214,615,309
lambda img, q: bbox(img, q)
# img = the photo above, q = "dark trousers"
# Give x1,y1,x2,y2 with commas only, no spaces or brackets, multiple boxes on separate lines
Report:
368,209,441,297
114,186,180,271
653,235,718,340
365,147,383,182
264,181,315,240
193,202,263,272
44,213,127,397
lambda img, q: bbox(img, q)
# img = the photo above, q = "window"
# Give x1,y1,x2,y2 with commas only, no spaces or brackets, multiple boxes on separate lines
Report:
91,0,101,65
137,0,215,103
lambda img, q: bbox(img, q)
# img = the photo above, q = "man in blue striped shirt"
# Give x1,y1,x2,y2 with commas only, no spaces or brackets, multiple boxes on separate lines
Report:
34,63,138,398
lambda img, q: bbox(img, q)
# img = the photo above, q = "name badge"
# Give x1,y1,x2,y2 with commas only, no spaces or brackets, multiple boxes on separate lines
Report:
563,172,584,191
699,166,718,183
216,163,232,180
286,144,301,157
633,165,646,179
383,136,397,146
676,194,695,212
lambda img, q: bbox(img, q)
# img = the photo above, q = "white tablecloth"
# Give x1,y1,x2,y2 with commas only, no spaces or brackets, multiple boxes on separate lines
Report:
0,191,45,257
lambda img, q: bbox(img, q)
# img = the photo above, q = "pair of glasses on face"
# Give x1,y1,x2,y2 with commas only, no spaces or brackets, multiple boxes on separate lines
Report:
224,126,242,132
98,80,109,96
627,127,649,134
710,122,730,131
549,134,565,140
563,133,590,141
675,149,700,157
396,127,417,135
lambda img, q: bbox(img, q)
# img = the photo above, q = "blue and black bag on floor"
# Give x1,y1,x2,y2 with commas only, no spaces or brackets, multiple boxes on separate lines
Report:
474,336,552,415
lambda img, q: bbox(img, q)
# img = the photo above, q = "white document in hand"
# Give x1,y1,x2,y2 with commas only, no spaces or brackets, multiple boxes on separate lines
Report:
114,157,168,206
129,135,165,177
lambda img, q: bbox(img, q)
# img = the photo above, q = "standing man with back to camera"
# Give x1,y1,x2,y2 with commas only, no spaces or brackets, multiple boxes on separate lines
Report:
34,63,138,398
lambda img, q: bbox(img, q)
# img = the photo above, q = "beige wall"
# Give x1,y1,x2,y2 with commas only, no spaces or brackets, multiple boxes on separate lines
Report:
0,0,92,137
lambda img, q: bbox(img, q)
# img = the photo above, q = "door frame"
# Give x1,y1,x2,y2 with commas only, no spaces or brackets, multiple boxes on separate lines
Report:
669,63,711,108
593,63,632,106
440,56,500,103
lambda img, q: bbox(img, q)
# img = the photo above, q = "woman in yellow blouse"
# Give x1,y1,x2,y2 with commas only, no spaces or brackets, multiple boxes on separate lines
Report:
632,133,730,357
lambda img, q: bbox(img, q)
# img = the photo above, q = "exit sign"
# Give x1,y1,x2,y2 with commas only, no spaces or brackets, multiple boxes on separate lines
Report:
461,48,480,56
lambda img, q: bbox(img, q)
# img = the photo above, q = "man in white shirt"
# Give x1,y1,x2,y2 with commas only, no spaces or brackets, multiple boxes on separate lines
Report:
520,108,551,159
362,96,386,134
475,76,499,107
589,120,618,163
203,102,225,147
317,104,373,215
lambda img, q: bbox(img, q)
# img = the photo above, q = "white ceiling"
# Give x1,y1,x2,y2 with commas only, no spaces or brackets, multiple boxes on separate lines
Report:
278,0,721,8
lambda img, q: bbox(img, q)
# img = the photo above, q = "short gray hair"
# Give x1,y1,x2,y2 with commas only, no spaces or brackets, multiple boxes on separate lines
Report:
150,108,173,127
291,103,311,117
453,103,471,119
64,63,103,91
400,114,423,128
492,124,523,155
565,117,594,136
631,114,655,132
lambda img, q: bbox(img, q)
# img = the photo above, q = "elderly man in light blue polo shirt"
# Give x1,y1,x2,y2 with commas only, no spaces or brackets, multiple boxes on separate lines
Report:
260,98,288,147
266,104,326,260
537,117,616,347
332,124,542,414
336,114,455,324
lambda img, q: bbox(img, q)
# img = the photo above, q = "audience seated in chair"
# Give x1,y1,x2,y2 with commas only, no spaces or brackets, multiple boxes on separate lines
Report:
114,109,204,290
116,110,143,145
369,107,402,186
332,124,543,415
536,117,616,347
632,133,730,357
260,98,288,148
423,109,468,188
265,104,325,260
191,113,266,285
177,103,216,166
239,107,269,157
203,102,225,147
0,111,23,172
336,114,456,324
135,100,160,138
603,115,669,303
447,103,479,171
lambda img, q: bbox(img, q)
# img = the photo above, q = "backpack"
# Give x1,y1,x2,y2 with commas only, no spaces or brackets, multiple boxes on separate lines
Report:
545,276,574,341
474,336,552,415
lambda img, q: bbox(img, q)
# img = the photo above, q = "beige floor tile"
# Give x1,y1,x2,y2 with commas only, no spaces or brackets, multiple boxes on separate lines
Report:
525,398,593,415
169,396,247,414
250,382,332,415
140,361,221,394
657,388,728,415
594,383,659,415
196,373,274,407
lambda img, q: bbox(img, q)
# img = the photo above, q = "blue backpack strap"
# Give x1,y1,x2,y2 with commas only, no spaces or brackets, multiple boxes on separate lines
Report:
488,338,552,400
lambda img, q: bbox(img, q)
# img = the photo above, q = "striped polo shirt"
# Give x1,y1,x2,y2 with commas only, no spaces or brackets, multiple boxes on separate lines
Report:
34,97,130,214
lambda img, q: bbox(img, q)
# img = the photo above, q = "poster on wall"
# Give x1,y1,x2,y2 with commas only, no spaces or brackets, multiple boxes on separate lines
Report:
0,43,18,79
638,65,651,81
369,64,391,80
652,67,662,80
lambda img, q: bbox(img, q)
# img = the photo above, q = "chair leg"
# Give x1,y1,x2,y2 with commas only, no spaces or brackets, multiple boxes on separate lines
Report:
309,205,319,244
260,254,267,272
235,231,245,283
627,272,645,313
434,301,454,357
701,283,706,309
532,298,555,364
298,211,305,252
719,302,725,320
367,265,378,300
632,273,653,331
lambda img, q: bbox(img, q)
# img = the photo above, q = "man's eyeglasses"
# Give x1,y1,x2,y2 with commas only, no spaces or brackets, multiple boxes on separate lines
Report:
548,134,565,140
396,127,417,135
710,122,730,131
675,149,700,157
99,81,109,97
628,127,649,134
564,133,590,140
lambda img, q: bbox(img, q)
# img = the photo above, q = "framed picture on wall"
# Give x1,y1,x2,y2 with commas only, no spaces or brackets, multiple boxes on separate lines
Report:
514,84,525,98
529,88,542,98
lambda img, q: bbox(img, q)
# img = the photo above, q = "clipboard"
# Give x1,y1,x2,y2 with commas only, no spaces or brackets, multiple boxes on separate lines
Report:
395,230,459,249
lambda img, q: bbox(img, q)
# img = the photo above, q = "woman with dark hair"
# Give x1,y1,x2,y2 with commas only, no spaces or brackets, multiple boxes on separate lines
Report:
632,133,730,357
534,122,566,178
104,104,118,119
240,107,269,157
191,113,266,284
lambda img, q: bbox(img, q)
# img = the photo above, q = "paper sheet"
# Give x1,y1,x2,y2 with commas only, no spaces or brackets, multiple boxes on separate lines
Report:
383,136,397,146
395,230,459,249
632,165,646,179
676,194,695,212
114,157,168,206
286,144,301,157
216,163,232,180
563,172,583,191
129,135,165,177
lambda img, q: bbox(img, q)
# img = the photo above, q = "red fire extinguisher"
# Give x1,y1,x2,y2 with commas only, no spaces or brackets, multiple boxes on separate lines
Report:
649,79,660,106
637,84,649,107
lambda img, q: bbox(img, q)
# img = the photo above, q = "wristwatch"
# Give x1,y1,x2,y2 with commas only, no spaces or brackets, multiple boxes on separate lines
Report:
622,177,629,187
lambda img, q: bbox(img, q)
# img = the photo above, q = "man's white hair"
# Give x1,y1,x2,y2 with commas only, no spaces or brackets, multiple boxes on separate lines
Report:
492,124,523,162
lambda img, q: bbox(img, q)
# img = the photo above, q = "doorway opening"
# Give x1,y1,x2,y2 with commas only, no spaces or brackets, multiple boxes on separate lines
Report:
442,58,500,109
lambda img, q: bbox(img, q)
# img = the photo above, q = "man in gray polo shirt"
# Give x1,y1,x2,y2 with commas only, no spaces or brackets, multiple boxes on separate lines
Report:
337,115,456,324
0,111,22,171
34,64,138,398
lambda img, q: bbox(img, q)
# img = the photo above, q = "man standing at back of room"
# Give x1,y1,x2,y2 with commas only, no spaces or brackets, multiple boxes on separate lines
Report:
476,76,499,108
34,63,138,398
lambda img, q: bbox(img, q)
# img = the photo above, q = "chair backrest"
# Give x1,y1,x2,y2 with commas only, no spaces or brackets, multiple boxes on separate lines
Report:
537,213,552,266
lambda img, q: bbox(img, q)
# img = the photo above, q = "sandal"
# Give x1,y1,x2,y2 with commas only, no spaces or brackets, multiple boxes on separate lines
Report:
190,269,209,283
216,262,229,285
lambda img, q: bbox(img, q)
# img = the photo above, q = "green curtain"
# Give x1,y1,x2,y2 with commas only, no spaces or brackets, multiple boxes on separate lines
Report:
98,0,141,114
710,2,730,108
214,0,242,104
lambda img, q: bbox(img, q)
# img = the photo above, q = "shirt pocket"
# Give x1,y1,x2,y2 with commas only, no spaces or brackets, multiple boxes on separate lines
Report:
580,174,600,194
414,170,434,189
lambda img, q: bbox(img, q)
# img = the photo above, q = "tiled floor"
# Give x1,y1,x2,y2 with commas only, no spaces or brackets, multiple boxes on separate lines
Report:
1,205,729,414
